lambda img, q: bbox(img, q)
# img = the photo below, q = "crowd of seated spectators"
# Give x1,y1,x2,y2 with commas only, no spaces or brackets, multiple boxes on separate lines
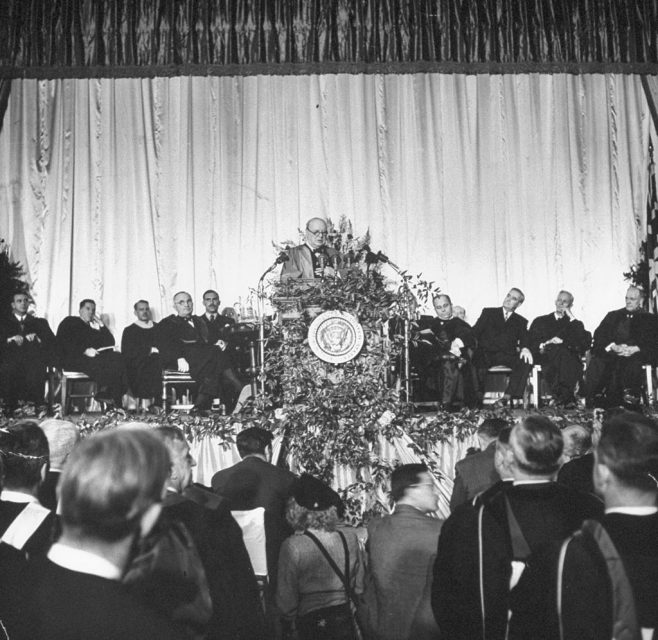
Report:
0,410,656,639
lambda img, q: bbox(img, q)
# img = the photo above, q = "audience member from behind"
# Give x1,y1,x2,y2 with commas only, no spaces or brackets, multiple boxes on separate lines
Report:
276,474,363,640
21,428,180,640
0,421,55,557
361,464,441,640
472,425,514,506
153,426,264,640
510,412,658,639
450,417,509,510
211,427,296,591
433,415,603,640
37,418,79,511
557,423,595,496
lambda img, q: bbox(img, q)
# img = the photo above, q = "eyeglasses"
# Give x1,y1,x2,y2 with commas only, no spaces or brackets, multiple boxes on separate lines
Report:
306,228,328,237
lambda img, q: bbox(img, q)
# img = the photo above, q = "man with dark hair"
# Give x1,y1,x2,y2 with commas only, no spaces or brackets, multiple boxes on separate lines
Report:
56,298,129,407
120,300,163,404
157,291,243,412
18,428,179,639
585,285,658,407
527,290,591,406
433,415,602,640
211,427,296,591
153,426,264,639
472,288,533,406
472,425,515,506
361,464,442,639
0,421,55,558
197,290,236,345
0,291,57,411
413,294,476,408
450,417,509,511
510,412,658,639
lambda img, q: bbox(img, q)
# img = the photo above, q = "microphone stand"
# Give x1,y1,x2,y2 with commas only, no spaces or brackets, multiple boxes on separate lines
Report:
255,252,289,400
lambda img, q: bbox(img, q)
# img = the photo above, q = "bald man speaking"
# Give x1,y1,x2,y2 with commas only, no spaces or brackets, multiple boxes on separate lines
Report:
280,217,338,279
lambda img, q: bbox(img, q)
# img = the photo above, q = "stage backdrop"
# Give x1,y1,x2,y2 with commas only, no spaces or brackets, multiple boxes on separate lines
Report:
0,73,653,337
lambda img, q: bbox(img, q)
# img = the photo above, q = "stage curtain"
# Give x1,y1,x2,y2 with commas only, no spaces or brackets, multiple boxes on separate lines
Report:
2,0,658,77
0,73,651,335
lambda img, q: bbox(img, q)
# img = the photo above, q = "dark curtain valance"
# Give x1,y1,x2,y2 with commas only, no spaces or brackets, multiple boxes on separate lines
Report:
1,0,658,78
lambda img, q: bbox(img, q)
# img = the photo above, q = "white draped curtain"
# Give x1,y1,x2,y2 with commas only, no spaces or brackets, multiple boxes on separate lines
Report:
0,73,651,335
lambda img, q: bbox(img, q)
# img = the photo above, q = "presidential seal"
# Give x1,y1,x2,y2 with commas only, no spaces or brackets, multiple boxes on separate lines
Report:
308,310,364,364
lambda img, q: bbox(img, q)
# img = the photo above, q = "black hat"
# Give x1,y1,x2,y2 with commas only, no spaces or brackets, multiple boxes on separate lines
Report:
292,473,343,512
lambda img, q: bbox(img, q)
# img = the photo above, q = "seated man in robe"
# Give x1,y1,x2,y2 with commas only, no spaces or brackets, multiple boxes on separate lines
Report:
0,291,57,412
472,287,533,406
584,285,658,407
412,294,476,408
157,291,243,412
56,299,128,408
121,300,163,405
280,217,338,280
527,290,591,406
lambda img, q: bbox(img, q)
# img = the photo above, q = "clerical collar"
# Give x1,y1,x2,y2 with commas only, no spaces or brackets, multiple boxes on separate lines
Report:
134,319,154,329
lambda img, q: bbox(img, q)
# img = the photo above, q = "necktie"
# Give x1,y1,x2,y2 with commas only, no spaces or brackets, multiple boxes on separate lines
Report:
210,314,216,321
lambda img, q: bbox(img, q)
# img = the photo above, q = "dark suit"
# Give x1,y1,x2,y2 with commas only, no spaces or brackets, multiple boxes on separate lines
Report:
413,315,476,405
161,486,264,639
19,557,181,640
280,244,338,279
211,456,296,587
0,313,56,408
527,313,591,404
432,481,603,640
120,323,163,399
197,313,236,345
363,505,442,640
449,441,499,511
37,470,61,512
509,512,658,640
585,308,658,405
557,453,596,497
157,314,238,405
56,316,128,404
472,307,531,399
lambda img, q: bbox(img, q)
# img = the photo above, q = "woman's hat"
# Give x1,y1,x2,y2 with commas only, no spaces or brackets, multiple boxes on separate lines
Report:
292,473,343,512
